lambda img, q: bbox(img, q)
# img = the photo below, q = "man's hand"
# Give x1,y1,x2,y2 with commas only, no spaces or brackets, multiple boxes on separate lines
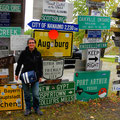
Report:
15,75,18,81
39,78,42,83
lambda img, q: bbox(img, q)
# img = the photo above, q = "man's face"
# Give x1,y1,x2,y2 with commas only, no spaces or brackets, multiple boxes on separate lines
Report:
28,40,36,50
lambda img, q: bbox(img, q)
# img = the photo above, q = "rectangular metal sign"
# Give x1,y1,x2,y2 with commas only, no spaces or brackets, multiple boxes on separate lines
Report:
39,82,75,106
28,21,79,32
41,14,66,23
10,35,31,51
43,0,68,16
74,70,110,101
86,49,100,70
79,42,107,50
78,16,110,30
88,30,101,38
0,84,24,111
33,30,73,57
83,38,103,43
0,12,10,27
0,27,21,38
86,0,105,8
0,4,21,12
112,84,120,91
43,60,64,80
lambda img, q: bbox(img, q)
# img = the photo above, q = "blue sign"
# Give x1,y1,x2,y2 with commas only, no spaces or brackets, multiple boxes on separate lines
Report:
28,21,79,32
0,12,10,27
88,30,101,38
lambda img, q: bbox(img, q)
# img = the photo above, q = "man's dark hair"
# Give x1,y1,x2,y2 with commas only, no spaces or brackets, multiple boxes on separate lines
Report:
27,37,36,44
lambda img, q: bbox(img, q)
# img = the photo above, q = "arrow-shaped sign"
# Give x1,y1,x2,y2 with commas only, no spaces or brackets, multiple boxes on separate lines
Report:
89,56,98,62
28,21,79,32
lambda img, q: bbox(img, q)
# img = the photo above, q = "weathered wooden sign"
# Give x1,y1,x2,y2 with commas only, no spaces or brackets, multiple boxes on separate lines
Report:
43,60,64,80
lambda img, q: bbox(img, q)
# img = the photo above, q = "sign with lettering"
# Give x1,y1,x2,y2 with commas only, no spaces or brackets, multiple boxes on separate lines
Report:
10,35,31,50
74,70,110,101
43,0,68,16
33,30,73,57
91,10,101,16
0,27,21,38
0,12,10,27
79,42,107,50
43,60,64,80
86,49,100,70
88,30,101,38
86,0,105,8
112,84,120,91
0,84,24,111
39,82,75,106
41,14,66,23
78,16,110,30
0,4,21,12
83,38,103,43
28,21,79,32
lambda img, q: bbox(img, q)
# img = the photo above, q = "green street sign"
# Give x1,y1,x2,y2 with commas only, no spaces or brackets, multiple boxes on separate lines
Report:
0,27,21,38
74,70,110,101
79,42,107,50
0,4,21,12
30,82,75,107
41,14,67,23
78,16,110,30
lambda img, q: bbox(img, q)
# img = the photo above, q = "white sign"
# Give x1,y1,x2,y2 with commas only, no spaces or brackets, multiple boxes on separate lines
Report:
43,60,64,80
43,0,68,16
112,84,120,91
83,38,103,43
91,10,101,16
10,35,30,50
0,68,9,76
86,0,105,8
86,49,100,70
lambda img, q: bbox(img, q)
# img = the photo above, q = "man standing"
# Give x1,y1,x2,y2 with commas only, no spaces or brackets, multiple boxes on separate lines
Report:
15,38,43,116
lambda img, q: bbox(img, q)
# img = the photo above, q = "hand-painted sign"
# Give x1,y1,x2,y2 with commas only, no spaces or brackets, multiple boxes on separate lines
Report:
33,30,73,57
74,70,110,101
0,12,10,27
83,38,103,43
0,27,21,38
79,42,107,50
86,49,100,70
0,84,23,111
43,60,64,80
0,4,21,12
43,0,68,16
28,21,79,32
39,82,75,106
78,16,110,30
10,35,31,50
41,14,66,23
88,30,101,38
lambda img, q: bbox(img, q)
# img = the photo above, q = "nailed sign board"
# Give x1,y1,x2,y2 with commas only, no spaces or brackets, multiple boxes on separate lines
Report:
86,49,100,70
28,21,79,32
74,70,110,101
83,38,103,43
39,81,75,106
88,30,101,38
0,4,21,12
43,60,64,80
78,16,110,30
43,0,68,16
0,12,10,27
0,84,24,111
10,35,30,51
0,27,21,38
33,30,73,57
86,0,105,8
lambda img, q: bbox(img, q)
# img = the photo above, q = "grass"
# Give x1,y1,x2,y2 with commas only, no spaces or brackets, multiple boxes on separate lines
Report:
101,57,116,63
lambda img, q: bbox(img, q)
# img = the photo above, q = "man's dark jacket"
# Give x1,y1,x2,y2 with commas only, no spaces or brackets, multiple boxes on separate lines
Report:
15,47,43,81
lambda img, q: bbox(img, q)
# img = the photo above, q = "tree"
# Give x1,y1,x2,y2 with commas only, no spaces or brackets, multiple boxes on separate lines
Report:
24,29,33,36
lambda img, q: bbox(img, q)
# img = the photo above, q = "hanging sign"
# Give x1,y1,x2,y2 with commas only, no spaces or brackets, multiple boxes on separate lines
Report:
43,60,64,80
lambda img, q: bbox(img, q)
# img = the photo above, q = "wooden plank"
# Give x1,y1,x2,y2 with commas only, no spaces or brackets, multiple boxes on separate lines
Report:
110,27,120,32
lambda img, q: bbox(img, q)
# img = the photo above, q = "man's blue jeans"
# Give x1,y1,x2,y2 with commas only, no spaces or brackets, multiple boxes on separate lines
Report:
22,81,39,111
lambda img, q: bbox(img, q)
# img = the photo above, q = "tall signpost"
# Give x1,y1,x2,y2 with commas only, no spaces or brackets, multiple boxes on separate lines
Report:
74,0,110,101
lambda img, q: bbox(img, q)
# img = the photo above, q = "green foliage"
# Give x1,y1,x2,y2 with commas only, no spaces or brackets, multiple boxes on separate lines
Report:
24,29,33,36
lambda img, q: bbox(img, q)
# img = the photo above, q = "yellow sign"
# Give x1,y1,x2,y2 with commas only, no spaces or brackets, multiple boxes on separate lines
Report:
0,84,23,111
34,30,73,57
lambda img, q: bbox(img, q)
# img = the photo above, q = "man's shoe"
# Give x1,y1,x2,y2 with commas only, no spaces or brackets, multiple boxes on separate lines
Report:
24,110,31,116
35,109,43,115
